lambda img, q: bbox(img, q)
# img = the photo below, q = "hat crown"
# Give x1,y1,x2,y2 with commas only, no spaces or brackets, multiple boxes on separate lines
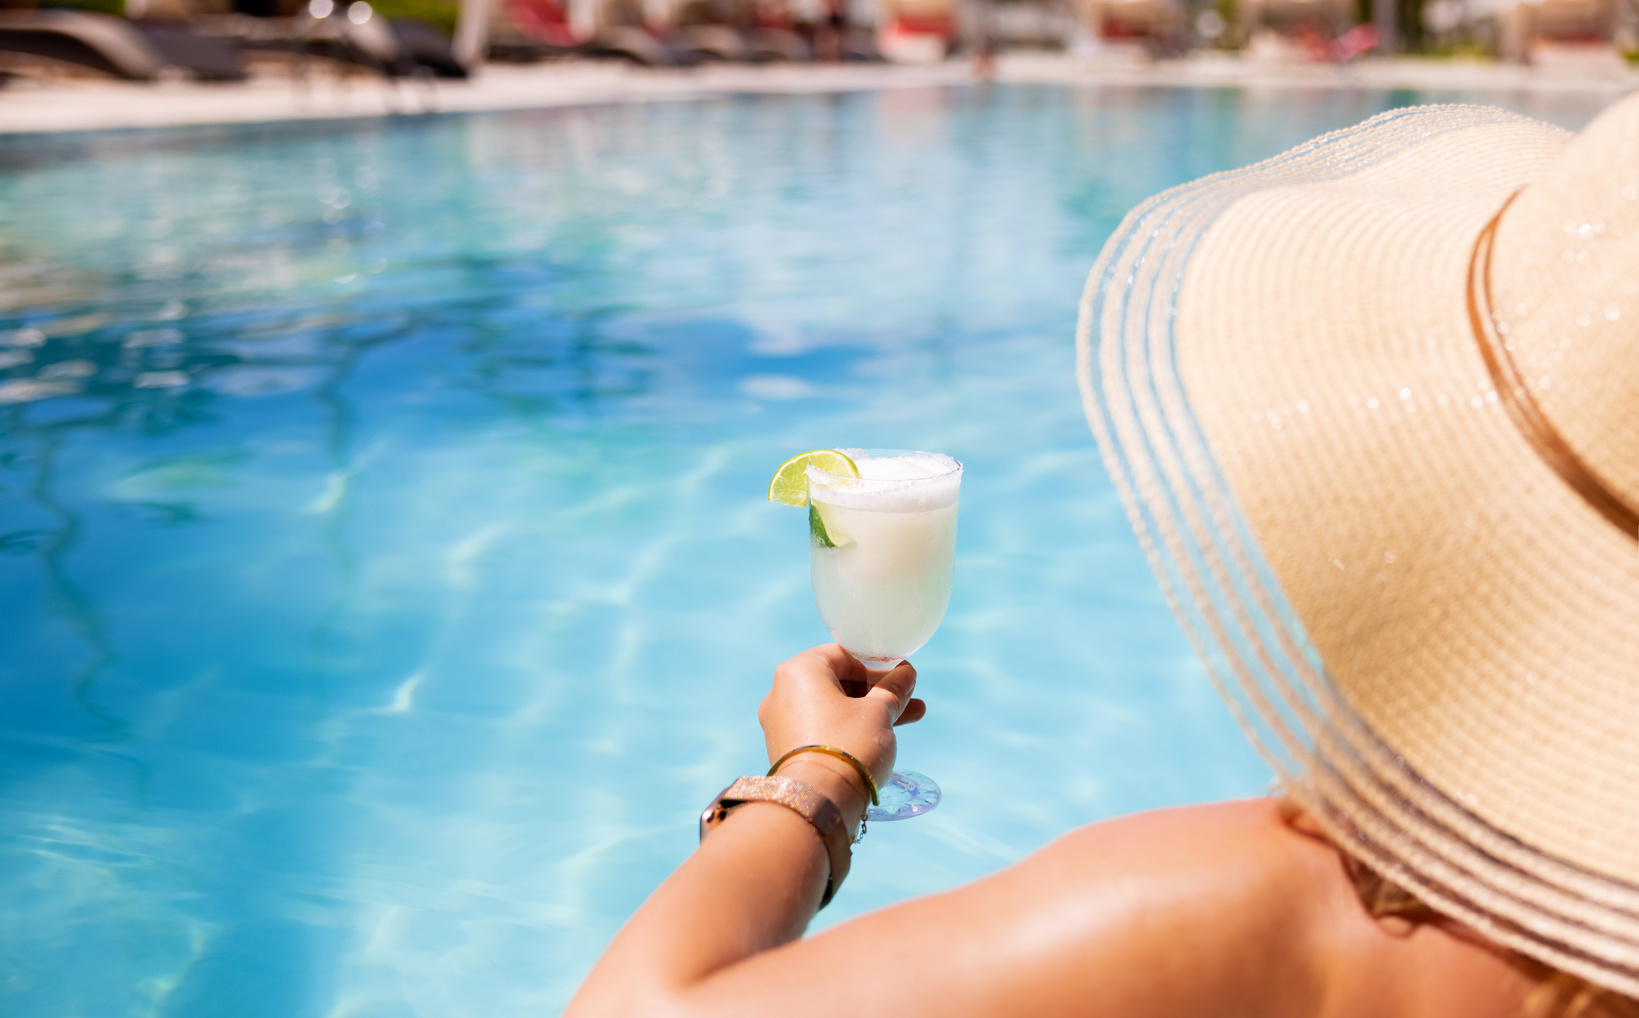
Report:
1492,92,1639,512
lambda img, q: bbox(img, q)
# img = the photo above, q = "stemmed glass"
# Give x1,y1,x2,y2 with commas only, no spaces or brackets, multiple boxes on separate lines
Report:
805,449,961,821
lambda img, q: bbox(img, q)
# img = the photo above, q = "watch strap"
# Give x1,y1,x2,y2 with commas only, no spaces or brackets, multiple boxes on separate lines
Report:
699,775,852,908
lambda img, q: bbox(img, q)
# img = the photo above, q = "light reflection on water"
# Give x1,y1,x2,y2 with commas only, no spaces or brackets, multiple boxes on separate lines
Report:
0,85,1613,1017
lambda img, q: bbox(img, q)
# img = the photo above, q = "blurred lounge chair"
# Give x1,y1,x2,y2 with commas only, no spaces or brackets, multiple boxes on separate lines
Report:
601,0,705,63
0,9,219,81
1238,0,1354,33
675,23,753,59
1075,0,1183,56
590,24,701,62
1236,0,1360,61
670,0,754,60
879,0,954,62
296,5,420,77
655,0,813,64
493,0,585,57
130,19,248,80
1328,22,1377,58
1496,0,1619,62
198,6,464,80
0,9,248,82
390,17,469,76
496,0,702,64
841,25,881,58
747,26,812,59
987,1,1074,49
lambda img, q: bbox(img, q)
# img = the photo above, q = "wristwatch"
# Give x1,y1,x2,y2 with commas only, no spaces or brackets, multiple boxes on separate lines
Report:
699,775,852,908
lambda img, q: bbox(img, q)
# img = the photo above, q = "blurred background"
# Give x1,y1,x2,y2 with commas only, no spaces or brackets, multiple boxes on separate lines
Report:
2,0,1638,89
0,5,1631,1015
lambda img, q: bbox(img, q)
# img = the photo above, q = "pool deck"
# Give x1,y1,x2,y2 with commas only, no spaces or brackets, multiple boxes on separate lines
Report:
3,51,1637,135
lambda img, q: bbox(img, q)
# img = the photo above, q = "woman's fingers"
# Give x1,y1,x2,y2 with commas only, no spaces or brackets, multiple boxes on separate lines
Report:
773,644,863,698
893,698,926,726
865,661,917,721
766,646,919,727
808,644,866,688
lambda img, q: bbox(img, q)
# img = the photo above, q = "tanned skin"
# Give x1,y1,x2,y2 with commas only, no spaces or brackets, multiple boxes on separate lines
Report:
566,644,1542,1018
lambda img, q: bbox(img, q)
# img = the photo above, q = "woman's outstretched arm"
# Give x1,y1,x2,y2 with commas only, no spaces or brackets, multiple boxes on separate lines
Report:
563,644,915,1017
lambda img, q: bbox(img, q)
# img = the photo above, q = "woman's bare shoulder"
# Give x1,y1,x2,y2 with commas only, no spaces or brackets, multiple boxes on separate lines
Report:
1020,799,1539,1018
747,798,1534,1018
1033,796,1326,873
785,799,1336,1018
1009,799,1339,1012
1021,797,1346,928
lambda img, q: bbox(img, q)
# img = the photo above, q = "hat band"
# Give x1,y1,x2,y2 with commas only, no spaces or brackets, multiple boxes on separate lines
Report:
1468,194,1639,542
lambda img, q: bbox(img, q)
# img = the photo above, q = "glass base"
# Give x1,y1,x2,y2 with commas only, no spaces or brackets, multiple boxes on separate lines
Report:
854,653,906,671
866,770,940,821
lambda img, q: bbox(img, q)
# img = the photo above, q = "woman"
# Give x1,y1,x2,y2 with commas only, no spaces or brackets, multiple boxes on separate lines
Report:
567,94,1639,1017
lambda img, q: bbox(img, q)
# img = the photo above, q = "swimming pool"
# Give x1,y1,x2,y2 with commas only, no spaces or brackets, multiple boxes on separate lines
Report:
0,84,1614,1016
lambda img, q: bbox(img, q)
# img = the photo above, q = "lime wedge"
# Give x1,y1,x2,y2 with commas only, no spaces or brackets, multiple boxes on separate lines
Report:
767,449,858,507
809,503,855,549
809,504,837,548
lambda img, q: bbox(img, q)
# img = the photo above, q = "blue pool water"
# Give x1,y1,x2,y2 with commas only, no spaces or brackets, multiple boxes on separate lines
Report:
0,84,1613,1016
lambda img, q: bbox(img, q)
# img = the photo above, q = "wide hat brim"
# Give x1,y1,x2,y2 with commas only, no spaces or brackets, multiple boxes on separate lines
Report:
1078,103,1639,995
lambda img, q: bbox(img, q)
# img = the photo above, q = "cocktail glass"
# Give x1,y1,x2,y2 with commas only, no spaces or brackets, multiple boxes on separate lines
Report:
806,449,961,821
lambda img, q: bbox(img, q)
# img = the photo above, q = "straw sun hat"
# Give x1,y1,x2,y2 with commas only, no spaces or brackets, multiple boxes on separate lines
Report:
1077,95,1639,994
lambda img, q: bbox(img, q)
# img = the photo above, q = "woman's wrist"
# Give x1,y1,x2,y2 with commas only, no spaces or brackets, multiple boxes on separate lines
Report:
771,755,870,832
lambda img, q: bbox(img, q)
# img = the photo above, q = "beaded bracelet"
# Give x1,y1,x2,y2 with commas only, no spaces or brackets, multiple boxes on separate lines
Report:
767,744,880,807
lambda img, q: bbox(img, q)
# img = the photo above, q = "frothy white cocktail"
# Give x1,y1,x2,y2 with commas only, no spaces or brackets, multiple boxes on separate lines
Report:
807,450,961,669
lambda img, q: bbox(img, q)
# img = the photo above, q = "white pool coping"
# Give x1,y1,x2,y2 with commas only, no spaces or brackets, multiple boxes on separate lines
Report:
2,52,1635,135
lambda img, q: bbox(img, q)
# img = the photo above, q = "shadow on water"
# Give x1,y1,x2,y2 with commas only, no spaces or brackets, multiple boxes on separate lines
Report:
0,236,672,747
0,303,267,752
21,434,124,736
303,322,427,718
308,345,361,718
0,352,231,795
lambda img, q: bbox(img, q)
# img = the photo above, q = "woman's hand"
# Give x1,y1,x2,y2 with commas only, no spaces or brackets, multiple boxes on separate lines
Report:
756,645,926,815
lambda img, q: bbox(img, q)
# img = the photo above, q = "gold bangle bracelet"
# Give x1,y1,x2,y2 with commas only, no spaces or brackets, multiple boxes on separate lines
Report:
767,744,880,806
